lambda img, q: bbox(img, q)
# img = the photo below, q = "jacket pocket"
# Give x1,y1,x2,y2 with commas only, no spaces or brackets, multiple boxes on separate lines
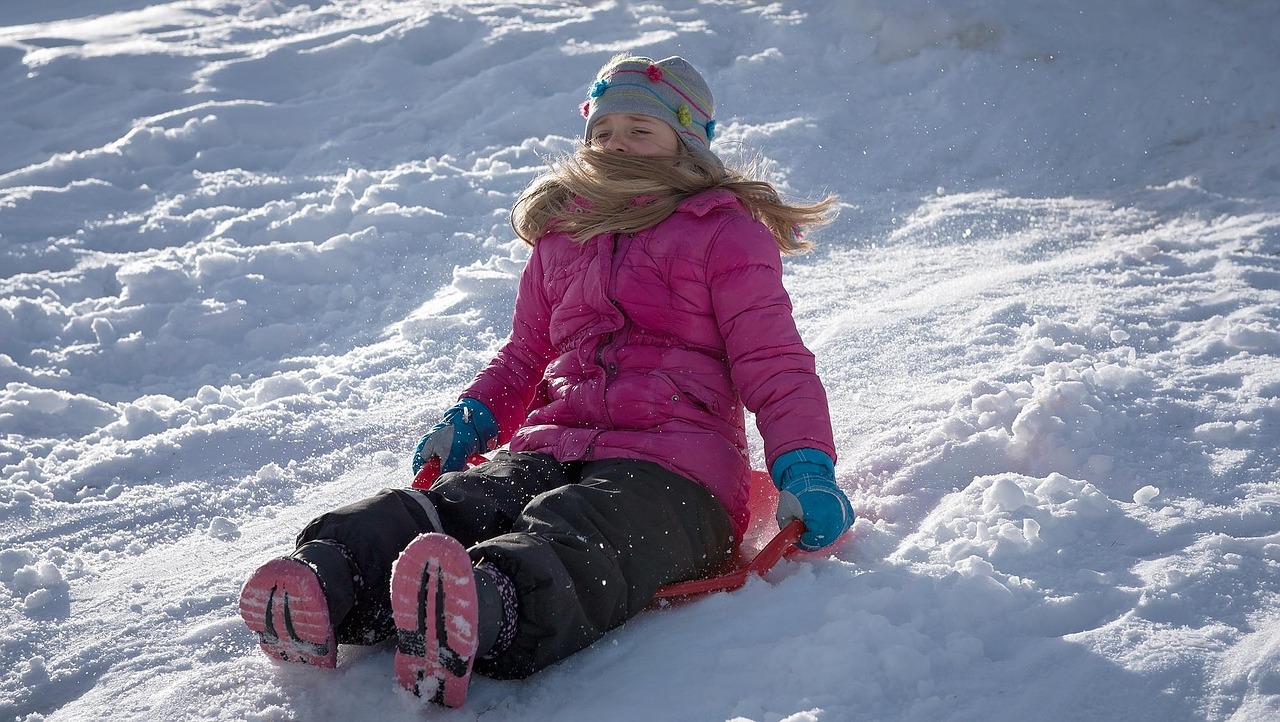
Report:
656,371,729,418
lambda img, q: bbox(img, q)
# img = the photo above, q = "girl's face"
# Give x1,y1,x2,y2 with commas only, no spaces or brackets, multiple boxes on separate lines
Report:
589,114,681,156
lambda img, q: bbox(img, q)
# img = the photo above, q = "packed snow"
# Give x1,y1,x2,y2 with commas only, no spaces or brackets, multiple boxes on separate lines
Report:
3,1,1279,720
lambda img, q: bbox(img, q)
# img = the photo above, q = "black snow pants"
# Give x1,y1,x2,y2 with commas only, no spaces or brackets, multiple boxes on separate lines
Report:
295,451,736,679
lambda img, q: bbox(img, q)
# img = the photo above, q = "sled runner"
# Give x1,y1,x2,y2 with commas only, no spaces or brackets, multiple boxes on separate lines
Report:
412,457,823,604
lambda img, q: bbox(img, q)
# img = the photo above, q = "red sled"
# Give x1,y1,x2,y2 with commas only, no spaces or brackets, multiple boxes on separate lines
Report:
413,457,835,603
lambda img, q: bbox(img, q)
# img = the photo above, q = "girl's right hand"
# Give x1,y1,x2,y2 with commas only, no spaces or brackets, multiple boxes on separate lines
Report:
412,398,499,475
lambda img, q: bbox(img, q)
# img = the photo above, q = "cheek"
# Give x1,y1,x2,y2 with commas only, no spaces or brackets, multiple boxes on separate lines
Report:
653,132,680,155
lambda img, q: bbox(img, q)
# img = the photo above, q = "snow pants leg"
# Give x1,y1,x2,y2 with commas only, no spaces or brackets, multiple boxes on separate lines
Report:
294,486,439,645
467,456,736,680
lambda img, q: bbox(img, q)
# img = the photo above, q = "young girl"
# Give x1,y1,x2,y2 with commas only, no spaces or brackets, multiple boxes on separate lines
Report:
238,53,853,708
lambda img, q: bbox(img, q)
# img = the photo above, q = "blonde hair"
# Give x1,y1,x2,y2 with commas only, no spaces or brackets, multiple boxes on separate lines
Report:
510,145,835,254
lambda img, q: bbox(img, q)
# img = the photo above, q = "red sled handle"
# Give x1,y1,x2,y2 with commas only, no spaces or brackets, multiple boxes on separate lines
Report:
411,453,489,490
651,519,806,601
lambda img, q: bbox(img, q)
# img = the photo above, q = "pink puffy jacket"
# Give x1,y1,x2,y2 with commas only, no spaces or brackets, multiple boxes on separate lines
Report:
462,189,836,534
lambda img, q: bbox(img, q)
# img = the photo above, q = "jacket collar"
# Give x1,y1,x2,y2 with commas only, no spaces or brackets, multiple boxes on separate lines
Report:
675,189,741,217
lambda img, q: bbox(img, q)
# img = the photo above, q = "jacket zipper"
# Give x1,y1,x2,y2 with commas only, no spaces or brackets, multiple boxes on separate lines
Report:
594,234,627,431
596,233,623,375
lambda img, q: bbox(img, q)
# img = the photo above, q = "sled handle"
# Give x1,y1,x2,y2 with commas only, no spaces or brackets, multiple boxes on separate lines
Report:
651,519,806,601
411,453,489,490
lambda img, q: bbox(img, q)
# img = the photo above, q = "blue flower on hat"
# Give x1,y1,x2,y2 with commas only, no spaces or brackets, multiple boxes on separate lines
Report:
705,118,717,141
590,78,610,98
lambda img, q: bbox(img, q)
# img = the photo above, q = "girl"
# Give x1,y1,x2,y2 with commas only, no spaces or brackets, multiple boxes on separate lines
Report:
238,53,853,708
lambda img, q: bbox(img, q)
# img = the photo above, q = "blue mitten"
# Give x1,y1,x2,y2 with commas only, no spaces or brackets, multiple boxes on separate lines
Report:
412,398,499,474
771,448,854,551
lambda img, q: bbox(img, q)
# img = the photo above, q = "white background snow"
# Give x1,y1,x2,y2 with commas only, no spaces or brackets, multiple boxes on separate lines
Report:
2,1,1279,720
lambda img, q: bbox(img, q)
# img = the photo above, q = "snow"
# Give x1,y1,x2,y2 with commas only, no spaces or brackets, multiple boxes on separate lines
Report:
2,0,1279,720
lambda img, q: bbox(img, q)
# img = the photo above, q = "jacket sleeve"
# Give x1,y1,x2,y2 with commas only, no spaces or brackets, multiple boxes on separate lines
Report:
706,214,837,469
460,243,557,445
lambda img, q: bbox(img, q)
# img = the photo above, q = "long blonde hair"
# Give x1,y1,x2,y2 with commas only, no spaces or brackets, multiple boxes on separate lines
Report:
510,145,835,254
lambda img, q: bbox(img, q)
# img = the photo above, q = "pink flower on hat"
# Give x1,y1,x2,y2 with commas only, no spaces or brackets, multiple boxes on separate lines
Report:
645,64,664,82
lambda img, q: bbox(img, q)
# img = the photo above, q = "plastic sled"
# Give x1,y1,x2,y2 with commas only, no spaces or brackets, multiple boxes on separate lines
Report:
411,457,831,604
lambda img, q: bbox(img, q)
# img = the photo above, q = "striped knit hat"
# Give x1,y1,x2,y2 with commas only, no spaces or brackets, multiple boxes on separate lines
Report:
581,55,721,169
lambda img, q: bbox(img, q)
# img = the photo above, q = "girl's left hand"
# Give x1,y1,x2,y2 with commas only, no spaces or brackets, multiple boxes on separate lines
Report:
771,449,855,551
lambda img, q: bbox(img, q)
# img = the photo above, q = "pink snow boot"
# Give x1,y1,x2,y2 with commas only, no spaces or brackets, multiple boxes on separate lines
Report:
238,557,337,668
391,533,480,708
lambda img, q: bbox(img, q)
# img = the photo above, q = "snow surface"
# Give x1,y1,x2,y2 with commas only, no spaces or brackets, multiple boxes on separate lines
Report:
3,1,1279,720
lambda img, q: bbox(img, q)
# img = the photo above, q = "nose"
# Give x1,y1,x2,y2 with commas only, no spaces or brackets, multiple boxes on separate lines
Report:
603,136,628,153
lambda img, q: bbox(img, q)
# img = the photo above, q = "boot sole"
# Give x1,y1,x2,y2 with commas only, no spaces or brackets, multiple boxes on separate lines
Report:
391,533,479,708
239,557,337,668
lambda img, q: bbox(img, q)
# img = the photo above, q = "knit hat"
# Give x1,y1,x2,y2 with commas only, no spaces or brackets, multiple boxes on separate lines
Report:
581,55,722,170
